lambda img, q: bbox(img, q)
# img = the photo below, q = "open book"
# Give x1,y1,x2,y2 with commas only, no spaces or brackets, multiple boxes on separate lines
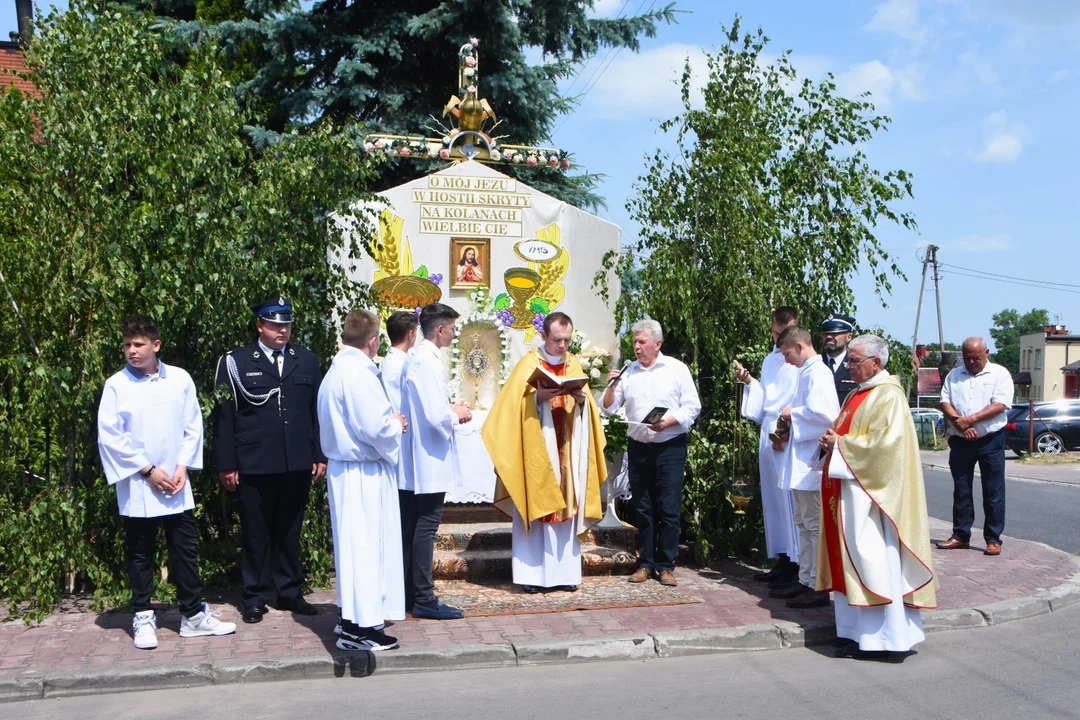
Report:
527,365,590,394
627,407,670,426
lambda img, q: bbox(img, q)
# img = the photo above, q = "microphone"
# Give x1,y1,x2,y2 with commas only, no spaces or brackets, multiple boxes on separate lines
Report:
607,360,631,388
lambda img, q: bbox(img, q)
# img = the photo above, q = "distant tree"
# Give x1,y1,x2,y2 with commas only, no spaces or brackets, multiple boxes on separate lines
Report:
989,308,1050,373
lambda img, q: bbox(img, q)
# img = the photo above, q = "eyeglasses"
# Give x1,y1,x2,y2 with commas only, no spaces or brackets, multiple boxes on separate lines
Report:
844,356,875,368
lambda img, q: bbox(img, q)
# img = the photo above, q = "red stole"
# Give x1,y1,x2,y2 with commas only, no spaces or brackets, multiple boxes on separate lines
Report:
538,358,576,524
820,387,874,595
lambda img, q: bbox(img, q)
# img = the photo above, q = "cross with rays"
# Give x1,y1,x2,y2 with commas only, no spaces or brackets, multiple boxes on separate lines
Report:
363,39,571,170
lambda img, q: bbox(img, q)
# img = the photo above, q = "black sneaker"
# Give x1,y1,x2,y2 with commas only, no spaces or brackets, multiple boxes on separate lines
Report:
336,627,399,652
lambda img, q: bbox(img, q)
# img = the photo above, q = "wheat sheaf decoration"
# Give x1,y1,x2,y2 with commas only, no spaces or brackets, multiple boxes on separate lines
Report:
373,209,414,281
525,222,570,341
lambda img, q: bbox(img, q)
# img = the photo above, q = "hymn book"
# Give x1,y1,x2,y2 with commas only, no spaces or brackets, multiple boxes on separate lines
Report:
527,365,590,394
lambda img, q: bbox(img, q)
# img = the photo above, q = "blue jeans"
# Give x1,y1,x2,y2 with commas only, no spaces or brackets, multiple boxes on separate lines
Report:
948,430,1007,545
628,435,688,572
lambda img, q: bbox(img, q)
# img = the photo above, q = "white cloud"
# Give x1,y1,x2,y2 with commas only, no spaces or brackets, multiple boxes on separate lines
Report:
950,234,1011,252
957,46,998,88
971,111,1028,164
588,0,629,18
1048,68,1074,84
580,43,710,119
864,0,928,45
835,60,921,110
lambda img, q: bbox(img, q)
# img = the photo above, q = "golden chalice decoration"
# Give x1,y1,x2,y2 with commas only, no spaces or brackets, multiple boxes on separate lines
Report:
503,268,541,330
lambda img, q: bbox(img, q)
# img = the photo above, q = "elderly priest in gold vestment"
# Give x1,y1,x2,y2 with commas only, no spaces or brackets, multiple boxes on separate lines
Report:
482,312,606,593
817,334,938,660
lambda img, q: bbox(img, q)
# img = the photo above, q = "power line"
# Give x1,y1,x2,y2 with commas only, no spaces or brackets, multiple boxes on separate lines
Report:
551,0,656,139
560,0,634,100
938,262,1080,290
940,269,1080,296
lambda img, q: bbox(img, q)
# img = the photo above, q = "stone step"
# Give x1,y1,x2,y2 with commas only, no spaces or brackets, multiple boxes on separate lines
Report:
431,521,639,581
432,546,638,581
435,522,637,553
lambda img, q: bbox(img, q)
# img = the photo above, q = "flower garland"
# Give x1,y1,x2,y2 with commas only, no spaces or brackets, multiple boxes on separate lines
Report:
448,285,514,401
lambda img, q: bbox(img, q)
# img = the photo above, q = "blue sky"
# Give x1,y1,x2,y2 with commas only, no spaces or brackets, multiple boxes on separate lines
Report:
6,1,1077,349
550,0,1080,349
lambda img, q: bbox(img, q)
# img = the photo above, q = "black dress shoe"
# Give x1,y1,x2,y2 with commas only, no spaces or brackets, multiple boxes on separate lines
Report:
554,585,579,592
242,605,268,624
520,585,542,594
768,583,807,599
786,587,831,609
279,597,318,616
835,645,904,662
832,637,854,648
767,568,799,589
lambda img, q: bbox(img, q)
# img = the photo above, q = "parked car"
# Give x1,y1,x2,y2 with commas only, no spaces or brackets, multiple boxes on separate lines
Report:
1004,400,1080,455
910,407,945,443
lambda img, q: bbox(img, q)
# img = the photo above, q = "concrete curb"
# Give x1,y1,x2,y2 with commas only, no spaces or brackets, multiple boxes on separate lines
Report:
922,460,1080,486
6,567,1080,703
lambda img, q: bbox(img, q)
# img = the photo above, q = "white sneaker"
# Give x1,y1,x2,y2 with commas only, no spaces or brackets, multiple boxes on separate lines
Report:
179,603,237,638
133,610,158,650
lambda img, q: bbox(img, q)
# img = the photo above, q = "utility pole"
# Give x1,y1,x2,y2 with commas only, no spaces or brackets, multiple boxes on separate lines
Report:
930,245,945,351
911,248,931,363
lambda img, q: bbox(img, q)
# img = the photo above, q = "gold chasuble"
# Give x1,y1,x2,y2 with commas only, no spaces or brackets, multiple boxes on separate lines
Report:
816,374,938,609
483,350,605,536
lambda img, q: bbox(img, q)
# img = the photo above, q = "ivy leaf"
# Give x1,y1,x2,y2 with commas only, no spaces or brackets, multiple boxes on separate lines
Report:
529,298,551,314
412,265,429,279
493,293,511,311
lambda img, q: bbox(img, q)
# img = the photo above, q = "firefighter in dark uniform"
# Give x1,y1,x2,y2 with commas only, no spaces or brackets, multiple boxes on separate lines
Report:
215,297,326,624
820,312,859,408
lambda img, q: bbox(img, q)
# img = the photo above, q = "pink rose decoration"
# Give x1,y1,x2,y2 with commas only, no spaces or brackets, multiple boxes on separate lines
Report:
465,56,477,67
470,38,479,47
467,85,477,94
526,156,538,167
548,155,559,166
561,158,571,169
374,139,385,149
399,147,412,156
364,142,375,153
504,149,514,160
440,148,451,160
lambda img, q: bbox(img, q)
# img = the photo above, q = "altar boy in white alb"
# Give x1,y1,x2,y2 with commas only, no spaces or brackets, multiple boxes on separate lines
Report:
97,315,236,650
318,309,407,652
734,306,801,589
399,303,473,620
773,324,840,609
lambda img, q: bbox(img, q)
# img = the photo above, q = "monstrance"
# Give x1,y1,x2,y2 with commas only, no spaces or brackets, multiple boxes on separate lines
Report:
460,331,496,410
732,381,752,515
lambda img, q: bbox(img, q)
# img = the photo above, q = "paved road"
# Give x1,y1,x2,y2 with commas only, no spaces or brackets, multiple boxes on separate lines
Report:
12,603,1080,719
923,466,1080,553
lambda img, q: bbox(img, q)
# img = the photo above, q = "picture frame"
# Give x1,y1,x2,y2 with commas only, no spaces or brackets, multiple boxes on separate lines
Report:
450,238,491,290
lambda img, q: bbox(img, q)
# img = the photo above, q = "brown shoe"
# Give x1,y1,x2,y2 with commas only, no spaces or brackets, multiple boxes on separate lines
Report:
658,570,677,587
628,566,653,583
936,538,970,550
984,542,1002,556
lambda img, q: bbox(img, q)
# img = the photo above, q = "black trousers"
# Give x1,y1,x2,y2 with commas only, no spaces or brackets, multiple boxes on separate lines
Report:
237,470,312,609
948,430,1007,545
628,434,689,572
124,510,203,618
399,490,445,608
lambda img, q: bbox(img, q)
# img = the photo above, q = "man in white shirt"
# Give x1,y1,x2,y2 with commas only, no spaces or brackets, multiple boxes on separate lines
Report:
937,337,1014,556
381,310,417,414
319,309,408,652
772,325,840,609
603,319,701,587
734,306,801,590
399,303,472,619
97,316,236,650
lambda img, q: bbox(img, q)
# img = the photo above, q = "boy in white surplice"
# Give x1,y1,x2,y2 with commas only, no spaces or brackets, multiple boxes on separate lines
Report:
318,309,407,652
97,315,236,651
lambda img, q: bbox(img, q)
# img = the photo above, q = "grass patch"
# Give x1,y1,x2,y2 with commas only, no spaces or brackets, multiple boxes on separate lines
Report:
1016,453,1080,466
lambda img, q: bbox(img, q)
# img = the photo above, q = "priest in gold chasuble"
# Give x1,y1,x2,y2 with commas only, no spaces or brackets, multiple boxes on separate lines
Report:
482,312,605,592
817,335,937,658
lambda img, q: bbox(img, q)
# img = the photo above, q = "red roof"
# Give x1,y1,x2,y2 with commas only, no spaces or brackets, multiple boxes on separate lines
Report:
0,43,38,97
